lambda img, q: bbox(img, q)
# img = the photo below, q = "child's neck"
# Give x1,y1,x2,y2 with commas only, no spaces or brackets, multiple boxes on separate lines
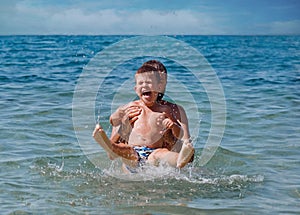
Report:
138,99,160,110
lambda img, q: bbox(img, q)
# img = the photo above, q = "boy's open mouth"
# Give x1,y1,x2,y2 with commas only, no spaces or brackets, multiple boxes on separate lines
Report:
142,91,151,96
142,91,152,98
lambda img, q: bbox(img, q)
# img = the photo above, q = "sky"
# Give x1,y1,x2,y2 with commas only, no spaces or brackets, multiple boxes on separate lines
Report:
0,0,300,35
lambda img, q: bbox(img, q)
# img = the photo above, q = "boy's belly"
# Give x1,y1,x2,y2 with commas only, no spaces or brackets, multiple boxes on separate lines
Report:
128,130,163,148
128,111,165,148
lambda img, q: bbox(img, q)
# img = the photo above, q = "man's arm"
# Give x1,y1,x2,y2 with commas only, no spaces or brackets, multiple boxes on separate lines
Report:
176,104,191,141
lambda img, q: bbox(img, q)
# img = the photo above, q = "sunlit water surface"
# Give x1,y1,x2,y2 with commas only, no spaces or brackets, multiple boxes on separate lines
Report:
0,35,299,214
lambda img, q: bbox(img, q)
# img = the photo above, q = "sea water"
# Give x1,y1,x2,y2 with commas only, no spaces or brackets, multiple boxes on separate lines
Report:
0,35,299,214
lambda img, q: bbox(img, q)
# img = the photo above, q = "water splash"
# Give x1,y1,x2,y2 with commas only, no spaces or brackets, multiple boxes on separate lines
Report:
100,159,264,187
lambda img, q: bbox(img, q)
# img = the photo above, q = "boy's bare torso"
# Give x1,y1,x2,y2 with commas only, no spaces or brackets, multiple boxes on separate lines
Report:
126,101,175,149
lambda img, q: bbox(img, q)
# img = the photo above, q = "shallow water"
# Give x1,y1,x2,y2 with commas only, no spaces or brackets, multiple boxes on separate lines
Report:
0,35,299,214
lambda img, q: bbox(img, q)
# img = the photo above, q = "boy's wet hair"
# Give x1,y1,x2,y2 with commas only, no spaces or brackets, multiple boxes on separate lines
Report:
142,60,167,75
136,60,167,101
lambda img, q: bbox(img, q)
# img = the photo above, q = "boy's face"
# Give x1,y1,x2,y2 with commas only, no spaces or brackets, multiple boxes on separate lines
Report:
135,72,162,106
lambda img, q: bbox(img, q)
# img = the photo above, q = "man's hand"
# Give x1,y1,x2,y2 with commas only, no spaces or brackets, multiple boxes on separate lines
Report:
122,106,141,125
110,105,141,126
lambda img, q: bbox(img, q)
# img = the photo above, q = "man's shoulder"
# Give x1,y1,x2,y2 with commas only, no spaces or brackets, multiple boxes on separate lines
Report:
159,100,187,118
160,100,181,109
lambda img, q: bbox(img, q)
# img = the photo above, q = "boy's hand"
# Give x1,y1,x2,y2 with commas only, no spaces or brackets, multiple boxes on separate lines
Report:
157,113,175,134
162,118,175,130
157,112,182,138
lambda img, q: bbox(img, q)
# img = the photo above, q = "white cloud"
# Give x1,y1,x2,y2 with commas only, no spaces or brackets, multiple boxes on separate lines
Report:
48,9,123,34
0,2,225,35
2,1,299,35
252,19,300,35
268,20,300,35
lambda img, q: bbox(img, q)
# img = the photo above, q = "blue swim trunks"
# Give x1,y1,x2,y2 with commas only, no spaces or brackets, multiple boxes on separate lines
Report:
125,146,156,173
133,146,156,163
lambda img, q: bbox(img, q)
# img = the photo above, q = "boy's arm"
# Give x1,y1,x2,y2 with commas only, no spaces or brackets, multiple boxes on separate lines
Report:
162,104,189,140
167,119,183,139
162,104,191,153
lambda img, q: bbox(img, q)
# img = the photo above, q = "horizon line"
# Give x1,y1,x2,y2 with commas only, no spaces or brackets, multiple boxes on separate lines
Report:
1,33,300,36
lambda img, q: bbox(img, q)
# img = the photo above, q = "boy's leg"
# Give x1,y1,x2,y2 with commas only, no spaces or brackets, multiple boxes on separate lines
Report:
147,148,179,167
147,143,194,168
92,124,138,161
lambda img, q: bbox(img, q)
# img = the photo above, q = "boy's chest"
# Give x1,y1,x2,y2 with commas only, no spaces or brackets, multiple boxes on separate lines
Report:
137,109,164,127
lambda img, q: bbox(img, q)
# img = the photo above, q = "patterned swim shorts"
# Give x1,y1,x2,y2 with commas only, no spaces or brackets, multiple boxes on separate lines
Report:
133,146,156,162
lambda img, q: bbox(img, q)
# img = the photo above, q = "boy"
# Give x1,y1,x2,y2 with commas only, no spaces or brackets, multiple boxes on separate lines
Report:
93,60,194,169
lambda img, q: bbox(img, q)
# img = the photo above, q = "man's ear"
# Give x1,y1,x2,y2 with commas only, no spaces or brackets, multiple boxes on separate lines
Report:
158,83,166,94
158,83,163,93
158,73,166,93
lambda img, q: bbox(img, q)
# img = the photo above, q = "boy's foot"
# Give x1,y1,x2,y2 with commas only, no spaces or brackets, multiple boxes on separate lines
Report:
93,124,118,159
177,141,195,168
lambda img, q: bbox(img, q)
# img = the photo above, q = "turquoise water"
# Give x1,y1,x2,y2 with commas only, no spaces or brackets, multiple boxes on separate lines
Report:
0,35,299,214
